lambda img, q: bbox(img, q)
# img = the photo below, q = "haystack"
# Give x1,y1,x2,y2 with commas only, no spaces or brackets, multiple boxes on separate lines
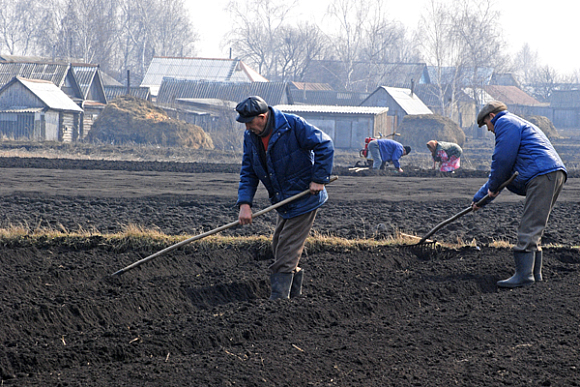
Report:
87,95,214,149
520,115,561,139
396,114,465,150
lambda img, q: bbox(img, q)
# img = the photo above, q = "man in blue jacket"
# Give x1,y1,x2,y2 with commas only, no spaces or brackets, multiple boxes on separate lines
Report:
367,138,411,172
235,96,334,300
473,101,566,288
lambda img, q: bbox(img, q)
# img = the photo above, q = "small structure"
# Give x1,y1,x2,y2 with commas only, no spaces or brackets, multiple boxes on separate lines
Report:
360,86,432,130
0,60,109,138
275,104,389,149
0,76,83,141
156,78,290,129
141,57,268,98
550,90,580,131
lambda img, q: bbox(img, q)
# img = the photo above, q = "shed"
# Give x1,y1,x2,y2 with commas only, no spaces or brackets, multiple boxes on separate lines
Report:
0,76,83,142
550,90,580,129
274,104,389,150
360,86,432,129
141,57,268,97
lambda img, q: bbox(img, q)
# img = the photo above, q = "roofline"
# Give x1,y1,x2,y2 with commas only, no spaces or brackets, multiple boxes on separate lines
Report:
151,56,237,62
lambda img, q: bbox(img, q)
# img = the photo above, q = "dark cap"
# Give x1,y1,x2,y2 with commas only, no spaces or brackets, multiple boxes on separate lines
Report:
404,145,411,155
477,101,507,127
235,96,269,123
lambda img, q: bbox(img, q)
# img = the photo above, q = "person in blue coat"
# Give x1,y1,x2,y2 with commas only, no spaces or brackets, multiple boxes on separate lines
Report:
473,101,567,288
235,96,334,300
367,138,411,172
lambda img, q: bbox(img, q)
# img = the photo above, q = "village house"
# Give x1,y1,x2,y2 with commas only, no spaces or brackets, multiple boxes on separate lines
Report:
360,86,433,131
0,76,83,141
140,57,268,99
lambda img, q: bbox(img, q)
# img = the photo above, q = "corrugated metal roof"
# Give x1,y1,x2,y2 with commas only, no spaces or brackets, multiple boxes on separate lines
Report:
0,62,69,88
289,82,333,91
105,85,151,101
17,77,82,112
290,89,369,106
373,87,433,115
156,78,289,106
141,57,268,95
0,107,44,113
71,65,98,98
426,66,494,86
482,85,542,106
275,104,388,115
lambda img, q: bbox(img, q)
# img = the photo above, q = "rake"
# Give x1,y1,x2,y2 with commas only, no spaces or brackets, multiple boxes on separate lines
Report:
404,171,519,254
111,176,338,276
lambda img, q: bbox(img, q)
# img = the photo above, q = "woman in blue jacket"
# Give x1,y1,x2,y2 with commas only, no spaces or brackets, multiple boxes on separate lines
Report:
473,101,567,288
235,96,334,300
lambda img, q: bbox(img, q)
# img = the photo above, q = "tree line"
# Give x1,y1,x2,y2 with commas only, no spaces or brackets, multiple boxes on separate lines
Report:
0,0,197,84
1,0,579,107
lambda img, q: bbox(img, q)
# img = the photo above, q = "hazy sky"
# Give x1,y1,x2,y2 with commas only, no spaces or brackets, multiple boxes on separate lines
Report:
185,0,578,76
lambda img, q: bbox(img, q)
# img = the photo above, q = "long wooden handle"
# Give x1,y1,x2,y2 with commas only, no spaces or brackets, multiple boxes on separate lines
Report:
111,176,338,276
416,172,518,244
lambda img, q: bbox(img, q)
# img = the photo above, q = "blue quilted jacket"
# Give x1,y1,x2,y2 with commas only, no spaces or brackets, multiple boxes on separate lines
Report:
473,111,566,205
237,107,334,219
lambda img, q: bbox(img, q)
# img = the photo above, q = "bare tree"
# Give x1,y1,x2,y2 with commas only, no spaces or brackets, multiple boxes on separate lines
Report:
226,0,298,78
0,0,43,55
325,0,369,90
277,23,327,81
512,43,540,85
449,0,507,131
417,0,465,119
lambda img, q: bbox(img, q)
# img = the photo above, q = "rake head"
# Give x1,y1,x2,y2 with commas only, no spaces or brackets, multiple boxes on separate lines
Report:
398,233,440,259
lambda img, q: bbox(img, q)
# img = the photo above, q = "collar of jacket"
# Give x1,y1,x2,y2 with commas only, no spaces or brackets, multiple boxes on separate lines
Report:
491,110,508,125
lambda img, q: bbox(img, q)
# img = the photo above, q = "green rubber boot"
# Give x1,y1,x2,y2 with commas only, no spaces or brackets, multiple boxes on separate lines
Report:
497,251,535,288
269,273,294,300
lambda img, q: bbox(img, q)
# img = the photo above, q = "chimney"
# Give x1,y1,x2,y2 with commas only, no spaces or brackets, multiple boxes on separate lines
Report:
410,78,415,97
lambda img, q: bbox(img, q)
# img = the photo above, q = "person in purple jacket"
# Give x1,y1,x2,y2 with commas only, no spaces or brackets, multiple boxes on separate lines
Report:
367,139,411,172
473,101,567,288
235,96,334,300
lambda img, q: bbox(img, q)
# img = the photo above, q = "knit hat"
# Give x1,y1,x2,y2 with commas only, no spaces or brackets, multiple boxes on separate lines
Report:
477,101,508,127
404,146,412,155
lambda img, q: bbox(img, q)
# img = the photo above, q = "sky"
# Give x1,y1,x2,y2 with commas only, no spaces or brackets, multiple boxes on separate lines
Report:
185,0,579,76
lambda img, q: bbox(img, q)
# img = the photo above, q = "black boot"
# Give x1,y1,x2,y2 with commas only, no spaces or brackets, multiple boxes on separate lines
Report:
290,269,304,298
534,250,543,282
497,251,535,288
269,273,294,300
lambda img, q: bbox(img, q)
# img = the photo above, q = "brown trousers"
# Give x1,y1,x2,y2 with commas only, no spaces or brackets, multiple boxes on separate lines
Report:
516,170,566,252
269,210,317,274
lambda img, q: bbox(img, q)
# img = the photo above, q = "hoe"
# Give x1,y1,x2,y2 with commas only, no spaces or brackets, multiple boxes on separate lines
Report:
111,176,338,276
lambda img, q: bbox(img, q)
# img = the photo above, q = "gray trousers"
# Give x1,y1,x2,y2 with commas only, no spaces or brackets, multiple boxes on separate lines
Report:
367,140,382,170
516,170,566,252
270,210,317,274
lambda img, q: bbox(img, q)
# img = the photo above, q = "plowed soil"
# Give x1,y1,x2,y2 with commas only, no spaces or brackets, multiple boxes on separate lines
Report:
1,142,580,386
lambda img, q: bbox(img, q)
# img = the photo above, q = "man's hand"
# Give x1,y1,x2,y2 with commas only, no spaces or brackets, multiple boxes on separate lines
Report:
487,188,499,198
239,204,253,225
472,188,499,211
310,181,324,195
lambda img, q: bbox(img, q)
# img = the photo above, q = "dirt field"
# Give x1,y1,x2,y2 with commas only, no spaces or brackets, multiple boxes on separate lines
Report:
1,141,580,386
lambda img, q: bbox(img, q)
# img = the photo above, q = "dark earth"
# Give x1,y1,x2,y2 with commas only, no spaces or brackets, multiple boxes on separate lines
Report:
1,138,580,386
